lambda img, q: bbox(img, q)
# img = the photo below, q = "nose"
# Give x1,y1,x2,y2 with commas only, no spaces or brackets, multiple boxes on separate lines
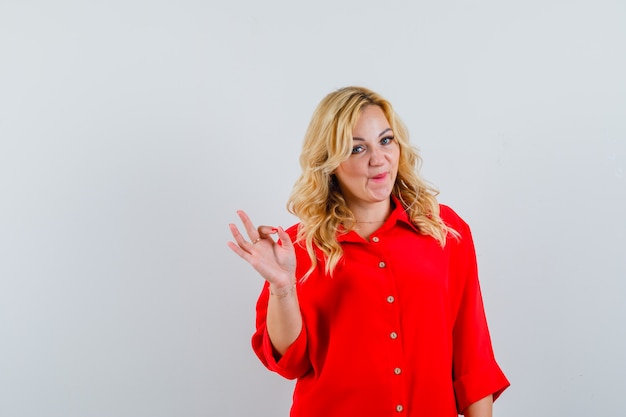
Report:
369,146,385,166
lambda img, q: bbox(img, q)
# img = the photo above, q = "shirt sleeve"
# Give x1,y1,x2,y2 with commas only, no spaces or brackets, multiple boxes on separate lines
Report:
447,211,510,414
250,282,312,380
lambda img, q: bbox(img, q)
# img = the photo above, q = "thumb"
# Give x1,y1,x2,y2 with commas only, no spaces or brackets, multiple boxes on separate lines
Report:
276,226,293,247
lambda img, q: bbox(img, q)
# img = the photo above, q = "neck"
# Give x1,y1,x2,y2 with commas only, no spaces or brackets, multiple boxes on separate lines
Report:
349,198,392,224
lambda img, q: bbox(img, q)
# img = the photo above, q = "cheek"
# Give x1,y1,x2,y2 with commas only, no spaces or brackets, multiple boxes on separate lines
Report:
386,147,400,165
394,145,401,162
390,151,400,174
334,167,351,187
337,160,361,178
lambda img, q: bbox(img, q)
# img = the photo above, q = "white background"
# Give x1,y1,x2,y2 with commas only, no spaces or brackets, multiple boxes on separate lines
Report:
1,1,625,416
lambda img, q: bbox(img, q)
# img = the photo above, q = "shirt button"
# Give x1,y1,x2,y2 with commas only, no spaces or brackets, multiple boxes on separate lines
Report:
378,261,386,268
394,367,402,375
396,404,404,412
390,331,398,339
372,236,379,242
387,295,395,303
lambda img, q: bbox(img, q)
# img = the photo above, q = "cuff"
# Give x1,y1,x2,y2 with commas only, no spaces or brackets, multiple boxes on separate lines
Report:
454,362,510,414
260,324,310,380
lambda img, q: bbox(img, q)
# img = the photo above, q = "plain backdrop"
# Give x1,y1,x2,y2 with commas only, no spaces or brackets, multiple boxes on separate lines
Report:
1,1,625,416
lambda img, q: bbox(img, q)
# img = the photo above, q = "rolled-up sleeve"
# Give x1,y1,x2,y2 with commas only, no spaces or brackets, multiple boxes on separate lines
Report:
251,284,312,380
450,217,510,413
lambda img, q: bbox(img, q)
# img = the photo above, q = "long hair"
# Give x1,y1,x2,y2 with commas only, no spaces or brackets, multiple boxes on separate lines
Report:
287,86,453,279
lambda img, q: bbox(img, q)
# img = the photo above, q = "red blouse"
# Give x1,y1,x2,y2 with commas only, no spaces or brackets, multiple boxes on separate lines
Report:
252,201,509,416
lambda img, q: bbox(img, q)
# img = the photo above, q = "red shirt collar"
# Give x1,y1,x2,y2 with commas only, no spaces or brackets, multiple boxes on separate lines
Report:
336,195,418,243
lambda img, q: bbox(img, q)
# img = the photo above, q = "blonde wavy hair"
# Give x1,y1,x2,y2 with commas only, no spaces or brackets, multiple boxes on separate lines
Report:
287,86,454,278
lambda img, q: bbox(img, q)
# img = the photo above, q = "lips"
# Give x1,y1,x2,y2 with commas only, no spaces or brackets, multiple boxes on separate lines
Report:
371,172,387,180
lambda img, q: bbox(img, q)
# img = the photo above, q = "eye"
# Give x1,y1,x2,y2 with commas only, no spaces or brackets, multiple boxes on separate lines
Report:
381,136,395,145
351,145,365,154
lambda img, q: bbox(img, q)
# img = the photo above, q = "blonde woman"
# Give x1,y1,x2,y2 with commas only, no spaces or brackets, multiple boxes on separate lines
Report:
228,86,509,417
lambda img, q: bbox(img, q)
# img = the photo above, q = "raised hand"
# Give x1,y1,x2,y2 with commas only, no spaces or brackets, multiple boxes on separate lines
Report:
227,210,296,289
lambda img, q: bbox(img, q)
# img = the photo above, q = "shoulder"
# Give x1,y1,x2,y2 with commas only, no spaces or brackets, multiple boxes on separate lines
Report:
438,205,478,267
438,204,471,236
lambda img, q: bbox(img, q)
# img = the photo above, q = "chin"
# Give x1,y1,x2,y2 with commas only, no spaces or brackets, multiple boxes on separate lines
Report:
370,192,393,202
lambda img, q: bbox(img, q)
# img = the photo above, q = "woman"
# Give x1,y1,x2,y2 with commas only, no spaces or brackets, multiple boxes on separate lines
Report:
228,86,509,416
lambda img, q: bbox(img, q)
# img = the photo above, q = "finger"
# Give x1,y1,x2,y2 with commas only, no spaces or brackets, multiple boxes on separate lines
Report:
226,240,249,260
276,226,293,247
236,210,260,240
227,240,261,266
229,223,254,249
257,225,277,239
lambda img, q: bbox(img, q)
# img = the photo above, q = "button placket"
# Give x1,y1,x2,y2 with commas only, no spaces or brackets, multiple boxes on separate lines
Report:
372,240,405,416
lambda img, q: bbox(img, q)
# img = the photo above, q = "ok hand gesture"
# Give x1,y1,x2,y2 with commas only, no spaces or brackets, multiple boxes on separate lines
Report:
227,210,296,289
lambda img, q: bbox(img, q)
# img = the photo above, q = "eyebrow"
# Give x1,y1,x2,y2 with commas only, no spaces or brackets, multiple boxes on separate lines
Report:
352,128,393,141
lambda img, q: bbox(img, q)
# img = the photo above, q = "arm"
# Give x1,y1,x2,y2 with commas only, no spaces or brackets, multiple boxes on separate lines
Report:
266,279,302,354
228,210,302,354
446,210,509,411
464,394,493,417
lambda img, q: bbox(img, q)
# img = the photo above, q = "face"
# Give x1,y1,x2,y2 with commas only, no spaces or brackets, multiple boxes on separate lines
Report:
334,105,400,210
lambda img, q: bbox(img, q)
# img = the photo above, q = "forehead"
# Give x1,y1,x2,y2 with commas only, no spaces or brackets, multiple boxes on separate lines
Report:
352,105,390,135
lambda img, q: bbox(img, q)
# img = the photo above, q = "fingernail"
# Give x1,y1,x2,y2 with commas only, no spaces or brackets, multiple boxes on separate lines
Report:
271,228,278,233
